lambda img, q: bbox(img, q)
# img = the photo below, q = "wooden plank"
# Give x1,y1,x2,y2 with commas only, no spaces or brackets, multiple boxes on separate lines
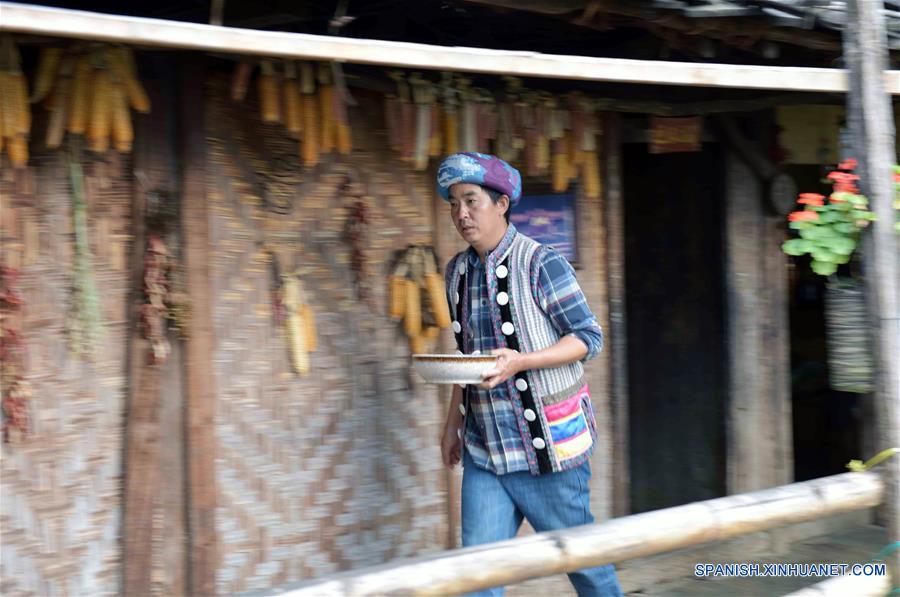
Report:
603,113,629,517
181,56,218,596
724,149,764,493
844,0,900,580
262,472,883,596
3,2,900,94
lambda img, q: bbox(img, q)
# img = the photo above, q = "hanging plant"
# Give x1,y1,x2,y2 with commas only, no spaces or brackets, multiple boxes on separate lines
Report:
66,153,104,358
781,159,876,276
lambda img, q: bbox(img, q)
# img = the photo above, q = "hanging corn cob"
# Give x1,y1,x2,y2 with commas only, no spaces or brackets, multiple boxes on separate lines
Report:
331,63,352,155
88,62,112,153
299,61,319,166
282,273,315,376
283,61,302,137
317,62,335,153
111,47,150,113
0,37,31,168
45,56,73,149
258,60,281,123
390,245,452,355
410,73,431,171
30,47,62,104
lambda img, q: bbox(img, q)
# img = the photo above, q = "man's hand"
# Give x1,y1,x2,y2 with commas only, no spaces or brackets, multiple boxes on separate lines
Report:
479,348,524,389
441,424,462,469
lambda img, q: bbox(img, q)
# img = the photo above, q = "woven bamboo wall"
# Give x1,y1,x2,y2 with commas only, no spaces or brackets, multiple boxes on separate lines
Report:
0,150,131,596
206,82,448,594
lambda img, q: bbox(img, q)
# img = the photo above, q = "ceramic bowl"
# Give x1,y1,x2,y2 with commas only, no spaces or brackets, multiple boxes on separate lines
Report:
412,354,498,384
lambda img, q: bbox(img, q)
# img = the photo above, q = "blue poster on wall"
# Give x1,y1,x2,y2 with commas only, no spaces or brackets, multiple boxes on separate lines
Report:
510,192,579,265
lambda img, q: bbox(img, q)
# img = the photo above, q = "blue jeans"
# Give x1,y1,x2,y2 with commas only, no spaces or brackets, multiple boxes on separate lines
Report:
461,451,623,597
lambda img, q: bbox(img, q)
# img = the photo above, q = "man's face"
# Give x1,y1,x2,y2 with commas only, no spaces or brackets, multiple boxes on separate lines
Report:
448,183,508,251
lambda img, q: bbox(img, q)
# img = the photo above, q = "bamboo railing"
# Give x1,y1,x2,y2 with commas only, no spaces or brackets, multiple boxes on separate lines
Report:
263,471,884,596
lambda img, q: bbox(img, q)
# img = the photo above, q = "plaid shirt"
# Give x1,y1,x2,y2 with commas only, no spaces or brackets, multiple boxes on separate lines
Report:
452,224,603,475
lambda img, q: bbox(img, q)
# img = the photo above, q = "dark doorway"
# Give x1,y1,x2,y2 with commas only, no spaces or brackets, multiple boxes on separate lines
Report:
623,140,727,513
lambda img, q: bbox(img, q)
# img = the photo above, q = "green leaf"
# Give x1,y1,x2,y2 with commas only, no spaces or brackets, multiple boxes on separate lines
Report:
811,248,838,263
829,237,857,256
811,260,838,276
790,221,812,230
835,222,856,234
834,252,852,265
782,238,810,256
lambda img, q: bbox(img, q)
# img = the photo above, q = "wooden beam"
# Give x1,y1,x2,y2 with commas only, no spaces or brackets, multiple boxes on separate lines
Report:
3,2,900,94
263,472,883,596
180,56,218,596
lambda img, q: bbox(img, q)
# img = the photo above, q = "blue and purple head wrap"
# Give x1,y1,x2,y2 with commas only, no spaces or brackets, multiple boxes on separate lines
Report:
436,152,522,206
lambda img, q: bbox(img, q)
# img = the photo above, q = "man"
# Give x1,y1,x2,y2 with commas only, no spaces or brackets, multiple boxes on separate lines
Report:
437,152,623,597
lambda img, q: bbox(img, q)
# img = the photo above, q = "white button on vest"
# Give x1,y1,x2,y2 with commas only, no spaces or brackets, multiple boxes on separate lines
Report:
496,265,508,279
501,322,515,336
453,291,460,305
497,292,509,306
532,437,546,450
524,409,536,422
457,428,462,439
452,321,462,333
459,404,466,416
458,261,467,275
515,378,529,392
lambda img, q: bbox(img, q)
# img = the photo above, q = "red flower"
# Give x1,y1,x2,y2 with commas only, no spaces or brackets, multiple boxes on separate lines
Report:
797,193,825,206
838,158,858,170
893,172,900,183
788,211,819,222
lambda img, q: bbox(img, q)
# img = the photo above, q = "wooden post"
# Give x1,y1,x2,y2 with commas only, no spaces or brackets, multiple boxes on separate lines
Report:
272,472,883,596
604,113,630,517
844,0,900,579
181,56,218,595
122,81,184,595
723,138,793,494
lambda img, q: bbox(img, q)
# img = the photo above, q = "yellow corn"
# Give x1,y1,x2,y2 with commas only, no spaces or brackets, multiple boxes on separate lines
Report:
111,47,151,113
30,47,62,104
7,135,28,169
283,79,301,135
424,273,451,328
582,150,601,199
301,93,319,166
403,279,421,337
110,81,133,152
301,304,317,352
336,122,351,155
5,71,30,137
88,69,112,152
424,326,440,340
409,334,426,355
68,55,92,134
283,277,309,376
0,72,16,140
388,274,407,320
552,153,568,193
258,66,281,123
444,108,459,154
45,76,69,149
318,84,335,153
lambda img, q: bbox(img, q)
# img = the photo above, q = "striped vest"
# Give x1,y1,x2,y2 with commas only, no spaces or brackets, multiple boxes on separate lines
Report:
447,232,597,475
